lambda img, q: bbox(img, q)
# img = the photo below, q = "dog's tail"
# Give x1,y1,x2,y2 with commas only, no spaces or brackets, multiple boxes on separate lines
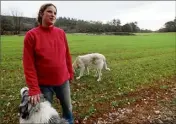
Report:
103,58,110,71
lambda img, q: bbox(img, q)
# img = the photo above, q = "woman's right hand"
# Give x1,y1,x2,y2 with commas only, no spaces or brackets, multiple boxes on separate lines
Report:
28,94,40,105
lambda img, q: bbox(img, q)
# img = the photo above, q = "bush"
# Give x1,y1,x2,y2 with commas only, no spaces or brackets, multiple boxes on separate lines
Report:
105,32,135,36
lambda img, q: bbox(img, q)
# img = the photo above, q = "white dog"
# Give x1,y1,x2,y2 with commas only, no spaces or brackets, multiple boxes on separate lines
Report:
72,53,110,81
19,87,68,124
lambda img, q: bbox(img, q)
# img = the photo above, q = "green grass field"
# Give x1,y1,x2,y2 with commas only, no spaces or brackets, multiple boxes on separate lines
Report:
1,33,175,123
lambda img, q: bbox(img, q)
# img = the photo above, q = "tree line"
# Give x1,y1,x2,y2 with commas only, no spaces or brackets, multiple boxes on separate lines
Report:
158,18,176,32
1,12,176,35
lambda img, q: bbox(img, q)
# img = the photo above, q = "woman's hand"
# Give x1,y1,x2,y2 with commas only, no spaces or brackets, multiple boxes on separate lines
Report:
28,94,40,105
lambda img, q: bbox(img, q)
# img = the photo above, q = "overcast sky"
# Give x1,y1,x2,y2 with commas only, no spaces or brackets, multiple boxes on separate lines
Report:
1,1,175,31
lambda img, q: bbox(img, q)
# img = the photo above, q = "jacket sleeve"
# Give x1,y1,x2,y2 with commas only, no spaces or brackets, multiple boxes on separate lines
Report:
22,32,41,96
63,31,74,80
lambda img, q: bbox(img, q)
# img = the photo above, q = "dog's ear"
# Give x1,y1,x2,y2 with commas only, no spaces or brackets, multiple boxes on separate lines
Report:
19,89,30,119
19,99,29,119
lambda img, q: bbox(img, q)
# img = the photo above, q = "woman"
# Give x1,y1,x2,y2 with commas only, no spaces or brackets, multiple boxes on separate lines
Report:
22,3,74,124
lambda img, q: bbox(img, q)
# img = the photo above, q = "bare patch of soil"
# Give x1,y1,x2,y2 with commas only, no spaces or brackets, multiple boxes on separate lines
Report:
74,76,176,124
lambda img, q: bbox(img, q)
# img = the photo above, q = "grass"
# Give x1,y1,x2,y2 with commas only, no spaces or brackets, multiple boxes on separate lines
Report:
1,32,176,123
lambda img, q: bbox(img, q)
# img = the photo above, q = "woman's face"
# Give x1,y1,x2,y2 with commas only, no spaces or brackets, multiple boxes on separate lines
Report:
41,5,57,26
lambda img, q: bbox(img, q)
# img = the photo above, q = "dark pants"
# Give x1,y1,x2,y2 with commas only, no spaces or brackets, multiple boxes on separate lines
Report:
39,80,73,124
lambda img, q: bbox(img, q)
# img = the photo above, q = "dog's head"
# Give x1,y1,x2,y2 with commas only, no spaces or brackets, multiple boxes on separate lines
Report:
72,60,78,69
72,57,80,73
19,87,32,119
20,87,28,96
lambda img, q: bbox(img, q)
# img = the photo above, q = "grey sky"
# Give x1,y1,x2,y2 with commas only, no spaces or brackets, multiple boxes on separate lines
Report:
1,1,175,31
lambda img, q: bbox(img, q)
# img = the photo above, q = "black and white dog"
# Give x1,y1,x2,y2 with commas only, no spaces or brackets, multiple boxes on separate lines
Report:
19,87,68,124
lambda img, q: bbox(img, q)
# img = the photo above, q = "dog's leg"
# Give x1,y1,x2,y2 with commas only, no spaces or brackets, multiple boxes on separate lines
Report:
94,69,98,77
85,66,89,75
76,67,85,80
97,69,102,82
94,69,102,77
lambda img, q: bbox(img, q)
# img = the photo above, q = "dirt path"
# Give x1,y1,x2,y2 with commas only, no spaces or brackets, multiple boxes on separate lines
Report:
75,76,176,124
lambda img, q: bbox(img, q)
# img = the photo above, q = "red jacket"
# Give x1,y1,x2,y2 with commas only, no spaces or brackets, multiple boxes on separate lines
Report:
23,25,74,96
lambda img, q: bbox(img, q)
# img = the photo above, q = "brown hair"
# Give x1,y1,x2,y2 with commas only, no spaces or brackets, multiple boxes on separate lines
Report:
37,3,57,25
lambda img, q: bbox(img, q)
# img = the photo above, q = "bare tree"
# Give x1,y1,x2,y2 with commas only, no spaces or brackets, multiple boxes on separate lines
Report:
10,8,23,34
